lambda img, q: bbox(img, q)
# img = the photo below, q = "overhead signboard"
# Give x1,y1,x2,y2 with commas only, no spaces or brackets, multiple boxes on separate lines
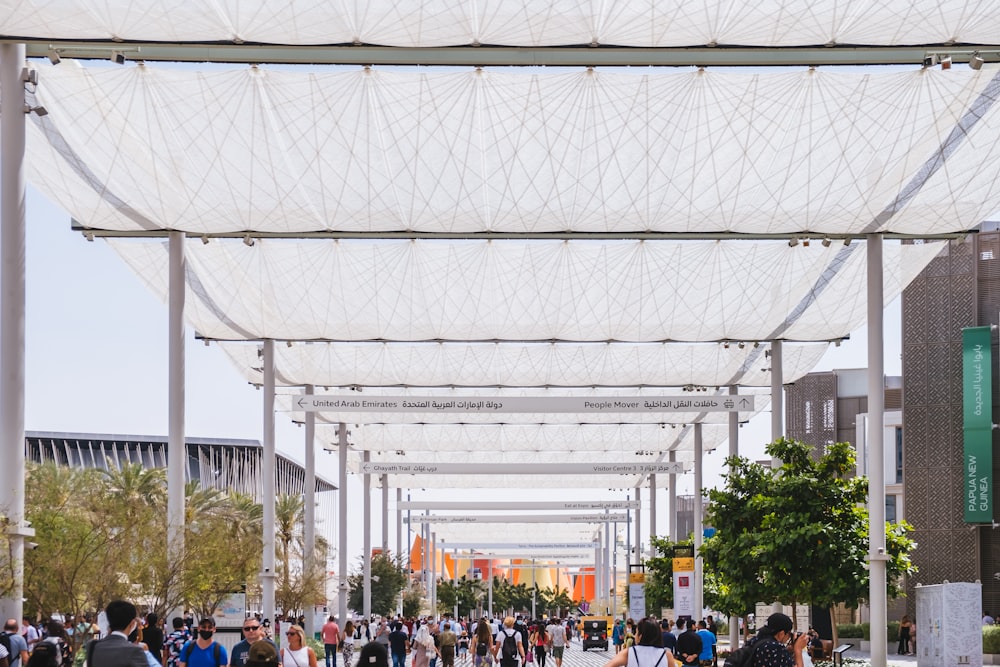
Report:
362,461,684,475
432,542,598,550
292,394,754,414
399,500,639,510
405,513,629,524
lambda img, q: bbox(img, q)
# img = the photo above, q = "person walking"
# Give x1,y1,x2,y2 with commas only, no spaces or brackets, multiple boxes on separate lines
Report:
341,621,356,667
82,600,148,667
897,615,912,656
231,618,275,667
322,618,341,667
600,620,677,667
493,618,523,667
439,623,458,667
471,620,493,667
280,626,317,667
386,623,408,667
179,618,228,667
544,621,564,667
530,624,547,667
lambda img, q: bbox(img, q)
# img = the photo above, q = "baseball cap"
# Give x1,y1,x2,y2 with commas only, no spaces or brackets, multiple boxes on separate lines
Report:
248,641,279,665
765,613,793,634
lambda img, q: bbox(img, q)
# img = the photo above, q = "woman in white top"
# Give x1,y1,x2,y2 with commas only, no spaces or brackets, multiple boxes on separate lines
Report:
282,624,318,667
603,620,677,667
342,620,357,667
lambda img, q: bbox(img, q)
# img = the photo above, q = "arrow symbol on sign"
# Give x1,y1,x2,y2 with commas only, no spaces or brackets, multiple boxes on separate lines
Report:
739,398,750,407
297,397,308,408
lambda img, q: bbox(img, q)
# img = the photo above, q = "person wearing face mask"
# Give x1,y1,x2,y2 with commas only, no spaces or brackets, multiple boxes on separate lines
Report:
179,618,228,667
81,600,147,667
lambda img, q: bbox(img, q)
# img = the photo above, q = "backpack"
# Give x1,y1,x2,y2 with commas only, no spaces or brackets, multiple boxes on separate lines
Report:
0,632,11,658
182,640,223,666
500,630,519,662
722,638,764,667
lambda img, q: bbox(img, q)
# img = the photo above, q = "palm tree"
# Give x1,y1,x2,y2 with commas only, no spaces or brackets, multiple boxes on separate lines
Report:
100,461,166,507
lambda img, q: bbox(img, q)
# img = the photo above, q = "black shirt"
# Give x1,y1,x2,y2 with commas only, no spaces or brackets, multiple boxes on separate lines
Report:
676,629,703,665
388,630,409,656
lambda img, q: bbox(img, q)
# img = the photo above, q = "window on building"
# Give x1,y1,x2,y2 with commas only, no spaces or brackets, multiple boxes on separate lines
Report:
895,426,903,484
886,495,897,523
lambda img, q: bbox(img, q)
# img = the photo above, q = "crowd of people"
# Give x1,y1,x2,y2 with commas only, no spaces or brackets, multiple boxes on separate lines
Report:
315,614,577,667
0,606,829,667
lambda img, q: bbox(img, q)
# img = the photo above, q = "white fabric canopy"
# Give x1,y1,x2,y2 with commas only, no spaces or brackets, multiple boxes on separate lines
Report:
110,238,942,342
2,1,997,47
26,63,1000,236
221,340,827,388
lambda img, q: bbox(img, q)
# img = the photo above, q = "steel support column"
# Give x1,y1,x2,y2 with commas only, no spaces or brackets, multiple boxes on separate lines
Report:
382,475,389,554
166,231,186,620
261,340,276,621
770,340,784,466
867,234,888,667
694,423,704,621
304,385,316,637
0,42,28,624
363,450,372,618
338,423,349,623
649,475,657,558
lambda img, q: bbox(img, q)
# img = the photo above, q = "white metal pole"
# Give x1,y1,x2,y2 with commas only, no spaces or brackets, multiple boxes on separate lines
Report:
363,450,372,618
668,451,678,542
167,231,186,621
382,476,390,554
633,489,641,565
304,385,316,637
649,475,657,558
0,42,28,624
338,423,349,623
397,487,403,559
594,537,602,612
531,560,537,619
728,386,740,648
867,234,888,667
604,510,611,615
262,340,277,622
694,423,704,622
431,531,437,616
770,340,784,466
488,560,493,617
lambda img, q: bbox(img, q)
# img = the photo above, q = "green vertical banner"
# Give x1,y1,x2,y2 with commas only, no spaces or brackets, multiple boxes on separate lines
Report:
963,326,994,523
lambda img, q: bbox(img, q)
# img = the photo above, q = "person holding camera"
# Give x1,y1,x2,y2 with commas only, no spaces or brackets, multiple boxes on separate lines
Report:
743,614,809,667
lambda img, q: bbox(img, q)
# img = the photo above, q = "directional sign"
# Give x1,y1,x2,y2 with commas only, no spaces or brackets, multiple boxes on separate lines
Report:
434,543,598,550
405,513,629,524
293,394,754,414
398,500,639,510
362,462,684,475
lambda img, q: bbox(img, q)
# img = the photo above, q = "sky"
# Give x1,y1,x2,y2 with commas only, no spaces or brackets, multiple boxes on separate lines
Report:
19,180,903,567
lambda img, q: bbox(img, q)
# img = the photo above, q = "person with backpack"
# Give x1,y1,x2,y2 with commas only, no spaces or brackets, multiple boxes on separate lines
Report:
723,614,808,667
3,619,28,667
178,618,228,667
600,620,676,667
471,618,493,667
493,618,523,667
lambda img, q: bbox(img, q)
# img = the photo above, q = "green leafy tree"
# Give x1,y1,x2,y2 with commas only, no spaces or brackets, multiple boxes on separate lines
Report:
348,551,409,616
702,438,917,640
436,576,485,617
403,583,425,618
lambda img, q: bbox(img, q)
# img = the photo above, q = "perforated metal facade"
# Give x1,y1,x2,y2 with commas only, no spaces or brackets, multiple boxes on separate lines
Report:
901,235,997,613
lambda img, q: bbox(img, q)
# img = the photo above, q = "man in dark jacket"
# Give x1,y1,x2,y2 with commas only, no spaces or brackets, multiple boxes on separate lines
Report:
675,619,703,667
85,600,148,667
